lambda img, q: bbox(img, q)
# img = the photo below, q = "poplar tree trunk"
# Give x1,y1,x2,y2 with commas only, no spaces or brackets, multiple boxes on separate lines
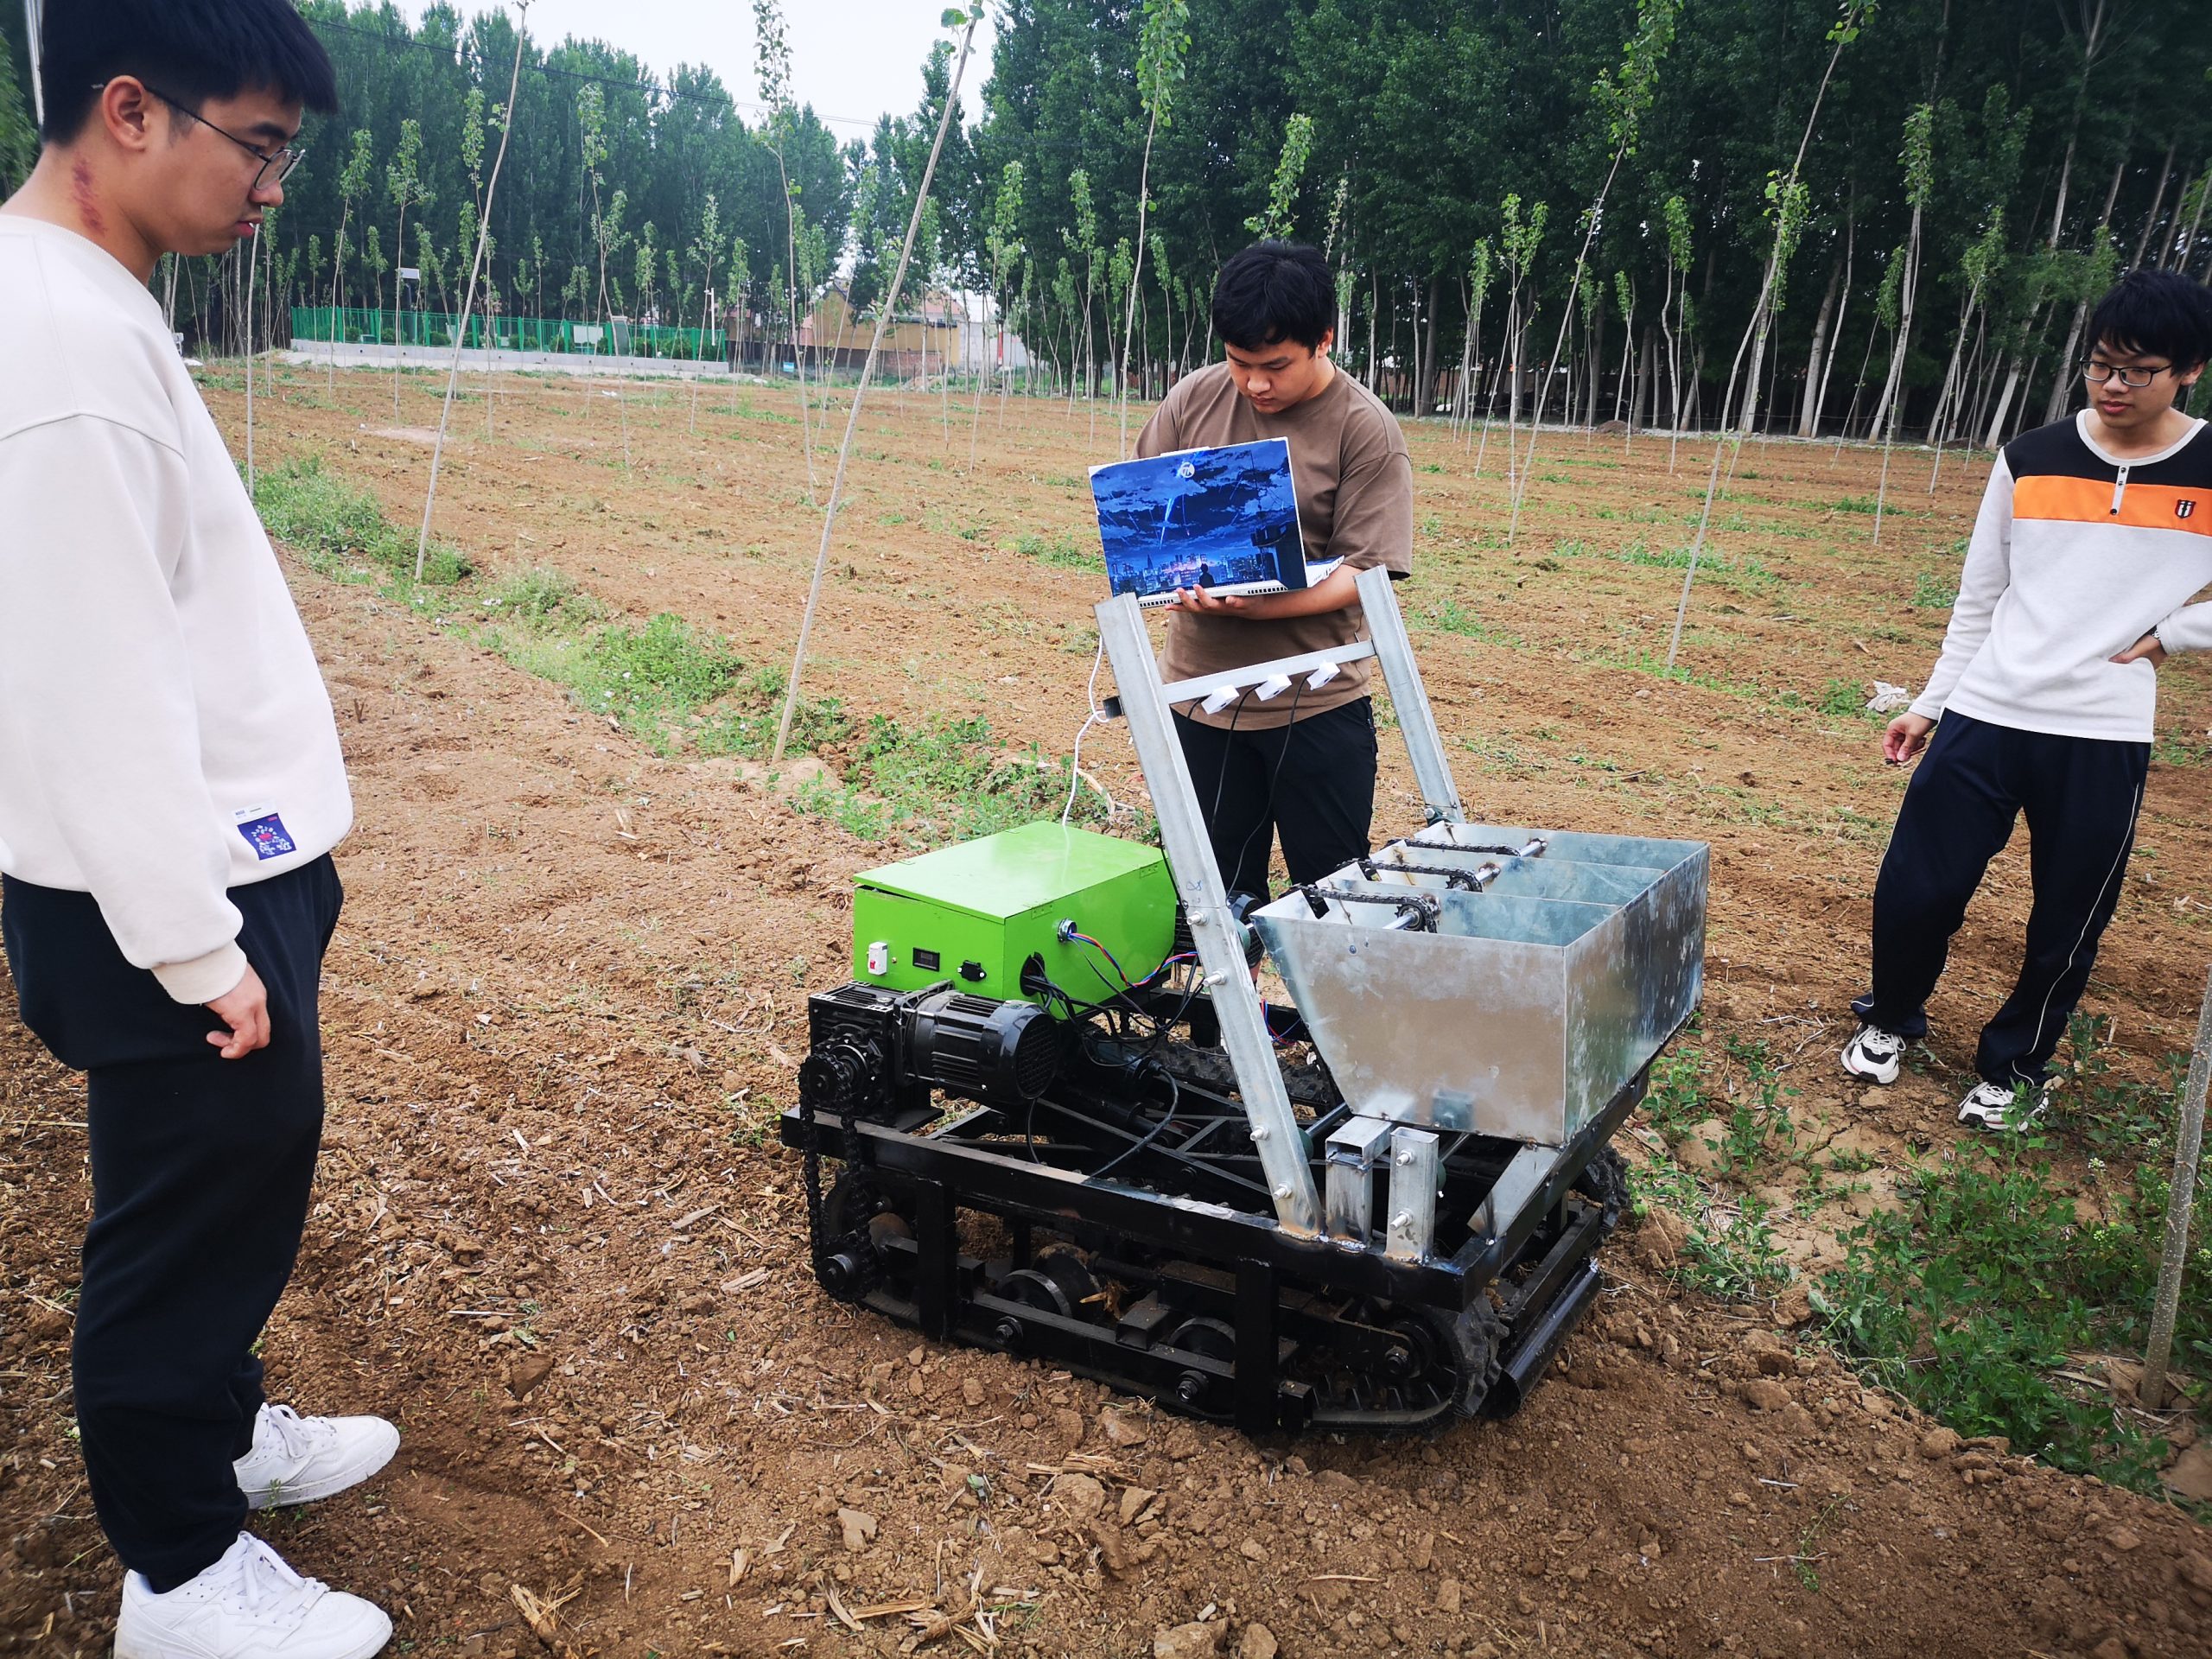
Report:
1797,259,1840,437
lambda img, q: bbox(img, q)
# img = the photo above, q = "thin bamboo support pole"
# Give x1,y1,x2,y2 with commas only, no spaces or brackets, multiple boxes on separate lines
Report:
2141,963,2212,1412
772,13,977,763
415,3,530,583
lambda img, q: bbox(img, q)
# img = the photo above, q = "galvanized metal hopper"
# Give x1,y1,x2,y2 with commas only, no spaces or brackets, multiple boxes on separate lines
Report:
1253,823,1707,1146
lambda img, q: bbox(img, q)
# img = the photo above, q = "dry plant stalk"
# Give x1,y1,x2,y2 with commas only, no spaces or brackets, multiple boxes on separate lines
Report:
509,1580,582,1658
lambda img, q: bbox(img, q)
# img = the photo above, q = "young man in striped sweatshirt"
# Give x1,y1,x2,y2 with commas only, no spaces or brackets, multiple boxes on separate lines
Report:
3,4,395,1654
1841,269,2212,1128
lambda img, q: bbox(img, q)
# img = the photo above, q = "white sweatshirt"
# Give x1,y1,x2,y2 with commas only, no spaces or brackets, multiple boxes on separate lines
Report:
1912,410,2212,743
0,217,353,1005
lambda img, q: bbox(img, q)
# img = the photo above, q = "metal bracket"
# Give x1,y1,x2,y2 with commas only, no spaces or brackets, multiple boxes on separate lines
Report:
1473,1142,1567,1241
1385,1128,1442,1262
1157,640,1378,708
1095,594,1323,1237
1323,1116,1394,1247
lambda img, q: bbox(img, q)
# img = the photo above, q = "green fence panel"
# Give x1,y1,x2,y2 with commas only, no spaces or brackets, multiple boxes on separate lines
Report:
290,308,725,359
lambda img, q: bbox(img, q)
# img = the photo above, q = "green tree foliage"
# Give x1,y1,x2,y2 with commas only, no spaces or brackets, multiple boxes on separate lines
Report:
0,35,35,197
201,0,2212,445
1246,113,1315,239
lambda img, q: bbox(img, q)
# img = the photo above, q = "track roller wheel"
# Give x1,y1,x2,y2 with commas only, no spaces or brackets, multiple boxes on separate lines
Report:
997,1249,1100,1319
1161,1315,1237,1413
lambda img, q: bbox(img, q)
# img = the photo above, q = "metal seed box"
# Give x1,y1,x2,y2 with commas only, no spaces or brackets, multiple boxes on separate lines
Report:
1253,823,1707,1145
850,822,1176,1005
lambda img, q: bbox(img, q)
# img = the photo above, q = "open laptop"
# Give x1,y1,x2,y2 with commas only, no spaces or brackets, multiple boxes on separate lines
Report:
1088,436,1336,607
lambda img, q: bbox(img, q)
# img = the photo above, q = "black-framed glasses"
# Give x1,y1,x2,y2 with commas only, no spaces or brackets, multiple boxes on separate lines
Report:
2083,360,2173,389
92,80,307,192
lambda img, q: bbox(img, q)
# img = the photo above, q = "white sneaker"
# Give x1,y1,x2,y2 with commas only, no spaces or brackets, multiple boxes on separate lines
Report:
233,1404,399,1510
1956,1079,2049,1132
1840,1022,1905,1085
115,1533,391,1659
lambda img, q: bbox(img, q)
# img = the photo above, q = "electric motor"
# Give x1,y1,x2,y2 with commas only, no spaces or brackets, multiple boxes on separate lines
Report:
804,981,1058,1120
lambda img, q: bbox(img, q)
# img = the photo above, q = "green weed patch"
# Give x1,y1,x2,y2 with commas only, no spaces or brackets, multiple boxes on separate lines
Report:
472,573,843,758
789,714,1112,848
1014,530,1096,570
1816,1028,2209,1494
253,454,470,586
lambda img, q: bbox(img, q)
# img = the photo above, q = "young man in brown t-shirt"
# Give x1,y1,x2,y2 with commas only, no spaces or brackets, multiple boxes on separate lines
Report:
1135,240,1414,908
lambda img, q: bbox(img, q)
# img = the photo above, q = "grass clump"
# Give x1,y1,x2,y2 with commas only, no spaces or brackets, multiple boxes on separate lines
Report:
1014,530,1095,569
1816,1025,2209,1494
253,454,471,586
1628,1031,1796,1301
466,569,846,758
1611,539,1779,594
696,665,851,760
1815,678,1890,721
475,565,603,628
484,610,742,751
790,714,1111,848
1911,569,1960,608
1426,598,1525,647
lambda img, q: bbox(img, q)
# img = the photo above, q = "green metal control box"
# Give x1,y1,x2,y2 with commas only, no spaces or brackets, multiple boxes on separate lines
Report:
850,822,1177,1005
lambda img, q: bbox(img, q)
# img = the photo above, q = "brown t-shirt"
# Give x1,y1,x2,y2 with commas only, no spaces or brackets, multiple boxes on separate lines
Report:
1135,360,1414,728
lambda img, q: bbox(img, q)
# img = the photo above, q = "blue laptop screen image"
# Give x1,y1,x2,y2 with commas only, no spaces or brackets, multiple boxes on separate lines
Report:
1089,437,1322,604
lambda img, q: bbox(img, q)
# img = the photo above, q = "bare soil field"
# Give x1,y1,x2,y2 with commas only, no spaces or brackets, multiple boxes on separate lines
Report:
3,365,2210,1659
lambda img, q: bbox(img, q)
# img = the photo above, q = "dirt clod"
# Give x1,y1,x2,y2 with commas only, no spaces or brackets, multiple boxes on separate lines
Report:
505,1355,556,1400
1050,1472,1107,1522
836,1508,876,1552
1153,1621,1223,1659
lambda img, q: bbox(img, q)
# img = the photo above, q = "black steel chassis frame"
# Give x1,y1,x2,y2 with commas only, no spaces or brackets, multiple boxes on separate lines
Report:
779,1058,1649,1435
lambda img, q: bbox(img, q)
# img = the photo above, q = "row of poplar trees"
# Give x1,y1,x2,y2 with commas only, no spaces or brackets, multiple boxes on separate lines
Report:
3,1,2209,445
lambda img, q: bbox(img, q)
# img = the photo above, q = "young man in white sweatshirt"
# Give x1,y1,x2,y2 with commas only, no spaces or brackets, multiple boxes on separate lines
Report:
1,6,396,1656
1841,269,2212,1129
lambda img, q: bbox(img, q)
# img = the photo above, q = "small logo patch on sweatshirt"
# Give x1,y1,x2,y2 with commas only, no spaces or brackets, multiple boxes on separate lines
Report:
2179,499,2197,519
234,810,296,861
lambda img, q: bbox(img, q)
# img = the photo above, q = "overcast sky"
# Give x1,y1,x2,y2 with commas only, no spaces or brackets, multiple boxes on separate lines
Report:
436,1,995,137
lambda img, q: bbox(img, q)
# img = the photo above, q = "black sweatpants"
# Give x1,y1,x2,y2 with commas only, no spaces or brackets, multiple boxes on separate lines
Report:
1,856,341,1592
1173,696,1379,899
1853,711,2146,1088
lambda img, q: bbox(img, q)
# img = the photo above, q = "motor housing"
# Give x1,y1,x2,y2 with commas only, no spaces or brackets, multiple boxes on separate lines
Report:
804,981,1058,1122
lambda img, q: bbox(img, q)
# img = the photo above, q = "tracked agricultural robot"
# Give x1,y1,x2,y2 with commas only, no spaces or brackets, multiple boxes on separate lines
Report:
785,569,1706,1433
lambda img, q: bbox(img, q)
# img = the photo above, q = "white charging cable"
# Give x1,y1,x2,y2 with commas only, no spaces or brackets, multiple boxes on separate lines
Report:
1061,637,1119,827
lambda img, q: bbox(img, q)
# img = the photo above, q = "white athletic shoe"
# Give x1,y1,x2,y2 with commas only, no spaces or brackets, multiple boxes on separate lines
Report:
1956,1079,2049,1133
233,1404,399,1510
114,1533,391,1659
1840,1022,1905,1085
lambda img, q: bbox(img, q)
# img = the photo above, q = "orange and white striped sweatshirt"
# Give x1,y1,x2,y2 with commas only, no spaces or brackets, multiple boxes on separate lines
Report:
1912,410,2212,742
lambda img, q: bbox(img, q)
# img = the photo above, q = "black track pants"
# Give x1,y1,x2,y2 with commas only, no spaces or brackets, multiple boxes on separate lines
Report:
1853,712,2146,1087
1,856,341,1592
1173,697,1379,899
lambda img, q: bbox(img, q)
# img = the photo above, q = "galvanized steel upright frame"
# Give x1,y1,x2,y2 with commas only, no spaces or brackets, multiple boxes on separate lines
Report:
1092,565,1476,1241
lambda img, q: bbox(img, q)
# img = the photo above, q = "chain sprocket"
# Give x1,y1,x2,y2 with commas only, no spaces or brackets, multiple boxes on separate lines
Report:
798,1046,887,1301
